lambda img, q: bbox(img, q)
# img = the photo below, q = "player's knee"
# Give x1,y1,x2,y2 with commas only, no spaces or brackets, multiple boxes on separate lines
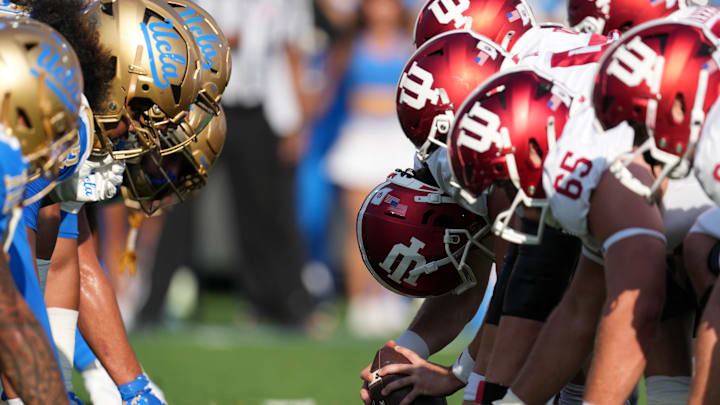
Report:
683,233,717,276
629,290,665,331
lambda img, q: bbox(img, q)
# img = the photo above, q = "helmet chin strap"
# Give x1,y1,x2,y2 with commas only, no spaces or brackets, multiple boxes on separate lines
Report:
417,110,454,161
491,188,550,245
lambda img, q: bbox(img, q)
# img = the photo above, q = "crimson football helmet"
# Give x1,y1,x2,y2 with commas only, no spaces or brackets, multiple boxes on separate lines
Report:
593,16,720,200
357,170,493,297
447,68,576,244
413,0,536,51
568,0,685,35
397,30,512,161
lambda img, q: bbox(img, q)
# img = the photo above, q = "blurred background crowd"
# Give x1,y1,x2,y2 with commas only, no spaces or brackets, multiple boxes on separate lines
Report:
96,0,594,340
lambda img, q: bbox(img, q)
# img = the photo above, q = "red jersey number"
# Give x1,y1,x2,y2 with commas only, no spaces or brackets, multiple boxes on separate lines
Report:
553,151,593,200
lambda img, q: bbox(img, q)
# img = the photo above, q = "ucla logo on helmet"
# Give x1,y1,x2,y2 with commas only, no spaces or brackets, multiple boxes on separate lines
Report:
32,36,82,114
178,7,219,70
140,18,188,89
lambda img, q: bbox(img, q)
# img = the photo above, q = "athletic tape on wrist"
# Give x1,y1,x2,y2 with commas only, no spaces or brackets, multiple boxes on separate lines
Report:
395,330,430,360
451,346,474,384
464,372,485,401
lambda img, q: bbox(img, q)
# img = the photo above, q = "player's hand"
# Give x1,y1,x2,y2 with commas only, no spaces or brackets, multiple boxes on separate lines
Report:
377,345,464,405
53,155,125,203
360,363,372,405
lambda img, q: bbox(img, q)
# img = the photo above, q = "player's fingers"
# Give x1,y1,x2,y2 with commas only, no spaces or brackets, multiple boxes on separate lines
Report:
393,344,421,362
386,340,397,349
360,384,371,405
398,389,421,405
378,363,413,377
381,375,414,396
360,365,372,382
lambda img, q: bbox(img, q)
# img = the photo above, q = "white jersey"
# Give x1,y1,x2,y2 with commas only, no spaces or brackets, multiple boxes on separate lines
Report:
694,99,720,206
689,207,720,239
542,106,635,250
510,25,616,98
413,148,488,218
662,175,715,251
543,105,714,253
510,25,611,62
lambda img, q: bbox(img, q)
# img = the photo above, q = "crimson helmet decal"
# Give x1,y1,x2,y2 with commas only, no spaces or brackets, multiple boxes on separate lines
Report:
357,170,490,297
568,0,684,35
414,0,536,51
593,16,720,197
396,30,511,160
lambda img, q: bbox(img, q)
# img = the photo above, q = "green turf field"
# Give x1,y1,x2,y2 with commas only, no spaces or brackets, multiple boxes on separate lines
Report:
71,293,466,405
70,293,645,405
72,325,464,405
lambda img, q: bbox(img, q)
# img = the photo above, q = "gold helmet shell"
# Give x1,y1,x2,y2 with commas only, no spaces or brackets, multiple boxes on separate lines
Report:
121,103,225,215
0,1,26,17
83,0,203,159
0,17,82,189
167,0,231,115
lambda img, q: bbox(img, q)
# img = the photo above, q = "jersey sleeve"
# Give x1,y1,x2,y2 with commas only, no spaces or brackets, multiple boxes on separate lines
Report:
0,128,28,238
689,207,720,239
542,106,634,247
514,28,616,98
57,95,93,182
694,99,720,206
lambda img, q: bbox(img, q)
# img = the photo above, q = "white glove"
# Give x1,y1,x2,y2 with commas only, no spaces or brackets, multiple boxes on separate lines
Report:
53,154,126,203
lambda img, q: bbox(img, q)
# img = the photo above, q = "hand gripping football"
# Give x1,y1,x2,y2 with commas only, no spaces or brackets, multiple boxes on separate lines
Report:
368,345,448,405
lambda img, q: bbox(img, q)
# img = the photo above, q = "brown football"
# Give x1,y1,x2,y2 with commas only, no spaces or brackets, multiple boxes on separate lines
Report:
368,345,448,405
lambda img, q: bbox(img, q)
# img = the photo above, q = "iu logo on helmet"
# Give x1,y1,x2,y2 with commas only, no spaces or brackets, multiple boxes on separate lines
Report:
714,163,720,181
606,36,664,93
378,237,427,286
455,101,510,153
399,62,448,110
428,0,471,29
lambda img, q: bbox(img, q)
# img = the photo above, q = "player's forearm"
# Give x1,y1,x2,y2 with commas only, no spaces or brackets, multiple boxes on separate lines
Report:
0,259,67,404
76,207,142,386
408,253,490,354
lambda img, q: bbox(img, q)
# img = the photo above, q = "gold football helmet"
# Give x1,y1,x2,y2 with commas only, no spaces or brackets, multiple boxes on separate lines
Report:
83,0,202,159
0,17,82,201
122,103,225,214
166,0,231,115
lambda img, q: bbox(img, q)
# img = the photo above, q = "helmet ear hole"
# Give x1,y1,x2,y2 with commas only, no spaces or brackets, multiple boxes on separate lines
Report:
16,108,31,129
421,209,435,225
101,3,113,16
601,95,614,116
171,85,182,104
528,138,543,168
24,43,37,51
671,93,686,125
432,215,454,228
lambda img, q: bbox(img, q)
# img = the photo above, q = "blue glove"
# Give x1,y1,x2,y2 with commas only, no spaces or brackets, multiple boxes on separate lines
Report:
68,391,85,405
118,374,166,405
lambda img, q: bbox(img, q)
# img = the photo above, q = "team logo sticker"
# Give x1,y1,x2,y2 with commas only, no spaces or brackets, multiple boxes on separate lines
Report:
379,237,426,286
178,7,219,70
140,18,187,89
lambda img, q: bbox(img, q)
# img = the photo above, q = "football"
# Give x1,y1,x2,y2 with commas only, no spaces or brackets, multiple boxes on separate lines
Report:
368,345,448,405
